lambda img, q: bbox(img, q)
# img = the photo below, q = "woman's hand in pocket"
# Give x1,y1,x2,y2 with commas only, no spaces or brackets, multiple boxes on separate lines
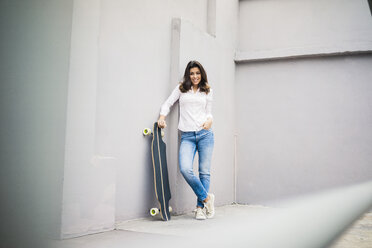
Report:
202,118,213,130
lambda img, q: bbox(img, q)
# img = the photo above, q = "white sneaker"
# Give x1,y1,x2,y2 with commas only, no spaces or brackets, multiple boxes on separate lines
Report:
204,193,215,218
195,207,206,220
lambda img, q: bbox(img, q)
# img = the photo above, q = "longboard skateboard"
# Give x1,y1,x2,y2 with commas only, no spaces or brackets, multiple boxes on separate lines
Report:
143,122,171,220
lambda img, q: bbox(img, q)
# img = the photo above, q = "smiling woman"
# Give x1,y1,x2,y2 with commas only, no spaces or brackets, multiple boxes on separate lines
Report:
179,61,210,94
190,67,201,90
157,60,215,220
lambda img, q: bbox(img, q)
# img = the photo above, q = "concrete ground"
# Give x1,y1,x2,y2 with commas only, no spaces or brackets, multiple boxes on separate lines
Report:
49,204,371,248
115,204,271,236
330,211,372,248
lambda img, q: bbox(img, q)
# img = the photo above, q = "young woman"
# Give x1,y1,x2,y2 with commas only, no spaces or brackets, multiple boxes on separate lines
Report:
157,60,215,220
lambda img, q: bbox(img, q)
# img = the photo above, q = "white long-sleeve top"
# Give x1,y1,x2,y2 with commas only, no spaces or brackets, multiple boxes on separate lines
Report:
160,85,213,132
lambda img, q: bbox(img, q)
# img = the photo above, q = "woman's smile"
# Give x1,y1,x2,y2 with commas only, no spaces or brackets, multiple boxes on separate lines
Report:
190,67,201,86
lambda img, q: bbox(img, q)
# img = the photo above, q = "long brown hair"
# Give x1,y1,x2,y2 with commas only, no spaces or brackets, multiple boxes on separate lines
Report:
179,61,210,94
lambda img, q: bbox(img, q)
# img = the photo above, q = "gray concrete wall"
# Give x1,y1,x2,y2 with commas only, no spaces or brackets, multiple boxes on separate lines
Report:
61,0,238,238
0,0,73,245
235,0,372,204
236,55,372,204
238,0,372,56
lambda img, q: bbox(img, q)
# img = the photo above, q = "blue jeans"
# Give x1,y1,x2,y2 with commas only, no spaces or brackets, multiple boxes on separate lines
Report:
179,129,214,208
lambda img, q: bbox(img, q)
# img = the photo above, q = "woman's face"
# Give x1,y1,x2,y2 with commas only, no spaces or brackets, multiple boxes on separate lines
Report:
190,67,201,87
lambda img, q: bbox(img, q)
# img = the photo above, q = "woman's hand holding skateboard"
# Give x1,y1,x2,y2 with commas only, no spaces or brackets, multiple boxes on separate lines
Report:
158,115,167,129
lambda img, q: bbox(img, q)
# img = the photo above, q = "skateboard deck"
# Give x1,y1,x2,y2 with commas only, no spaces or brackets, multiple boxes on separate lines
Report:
151,122,171,221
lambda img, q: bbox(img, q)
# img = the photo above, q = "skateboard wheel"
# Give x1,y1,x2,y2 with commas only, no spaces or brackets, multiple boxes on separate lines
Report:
169,206,172,213
150,208,159,216
161,130,165,137
143,128,152,136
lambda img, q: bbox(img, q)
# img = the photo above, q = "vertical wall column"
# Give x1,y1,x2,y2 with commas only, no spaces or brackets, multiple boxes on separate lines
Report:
61,0,116,239
167,18,182,213
207,0,216,36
